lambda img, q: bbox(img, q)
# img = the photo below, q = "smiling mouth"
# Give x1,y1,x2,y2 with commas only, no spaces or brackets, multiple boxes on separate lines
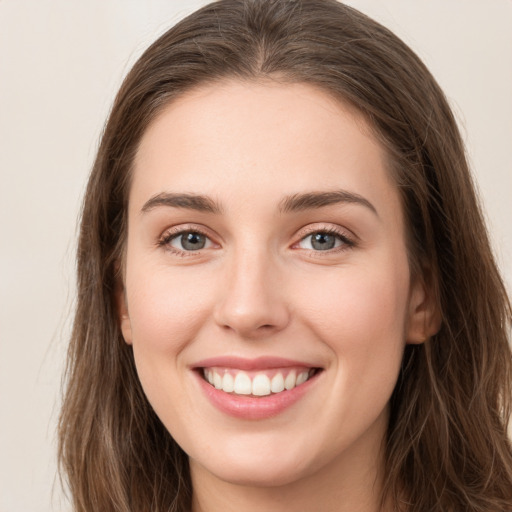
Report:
201,367,320,397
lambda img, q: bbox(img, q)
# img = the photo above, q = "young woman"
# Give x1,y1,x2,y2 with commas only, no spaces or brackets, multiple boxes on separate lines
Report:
58,1,512,511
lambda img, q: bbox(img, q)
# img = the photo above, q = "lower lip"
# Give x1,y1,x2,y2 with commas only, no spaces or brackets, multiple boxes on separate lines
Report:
194,370,321,420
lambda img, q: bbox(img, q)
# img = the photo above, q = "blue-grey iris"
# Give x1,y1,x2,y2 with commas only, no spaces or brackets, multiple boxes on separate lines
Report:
181,232,206,250
311,233,336,250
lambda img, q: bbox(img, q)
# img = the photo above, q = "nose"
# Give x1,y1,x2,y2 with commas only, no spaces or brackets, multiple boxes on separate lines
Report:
213,247,290,339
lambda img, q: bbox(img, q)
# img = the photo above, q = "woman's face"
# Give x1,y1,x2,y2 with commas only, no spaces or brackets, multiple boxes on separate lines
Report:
119,81,430,488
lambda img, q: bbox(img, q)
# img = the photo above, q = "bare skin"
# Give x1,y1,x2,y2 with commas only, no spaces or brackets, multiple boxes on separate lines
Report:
118,80,438,512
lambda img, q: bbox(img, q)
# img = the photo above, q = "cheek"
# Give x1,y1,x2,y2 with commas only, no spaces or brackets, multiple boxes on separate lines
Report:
126,264,215,352
124,264,219,427
297,264,409,340
124,263,219,410
293,261,410,443
293,257,410,389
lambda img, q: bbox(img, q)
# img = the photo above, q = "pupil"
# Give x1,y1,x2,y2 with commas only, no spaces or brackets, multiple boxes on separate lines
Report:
181,232,205,250
311,233,335,250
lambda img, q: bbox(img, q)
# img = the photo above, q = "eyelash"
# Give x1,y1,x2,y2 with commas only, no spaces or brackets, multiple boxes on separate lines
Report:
157,225,356,257
157,225,213,257
294,227,356,254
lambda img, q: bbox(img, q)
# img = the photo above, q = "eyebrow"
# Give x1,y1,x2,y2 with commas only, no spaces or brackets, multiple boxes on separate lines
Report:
141,192,222,214
140,189,377,217
279,190,378,216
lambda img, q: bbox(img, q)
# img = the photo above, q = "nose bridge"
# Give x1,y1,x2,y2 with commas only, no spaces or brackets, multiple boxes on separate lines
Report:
214,241,289,337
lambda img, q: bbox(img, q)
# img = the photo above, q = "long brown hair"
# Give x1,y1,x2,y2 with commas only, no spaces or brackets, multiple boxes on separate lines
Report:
59,1,512,510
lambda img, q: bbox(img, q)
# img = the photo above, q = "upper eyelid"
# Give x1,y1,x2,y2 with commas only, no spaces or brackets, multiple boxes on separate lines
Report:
159,227,217,257
294,223,356,240
160,223,215,240
164,228,211,242
291,224,358,254
158,225,217,253
157,222,356,248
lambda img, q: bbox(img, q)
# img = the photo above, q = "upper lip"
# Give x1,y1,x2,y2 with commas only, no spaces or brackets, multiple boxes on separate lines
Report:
192,356,320,371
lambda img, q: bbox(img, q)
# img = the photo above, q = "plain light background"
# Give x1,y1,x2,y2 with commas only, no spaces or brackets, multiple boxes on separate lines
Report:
0,1,510,511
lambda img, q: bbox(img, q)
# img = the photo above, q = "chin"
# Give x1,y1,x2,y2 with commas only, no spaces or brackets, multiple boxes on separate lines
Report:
189,436,323,488
201,459,309,488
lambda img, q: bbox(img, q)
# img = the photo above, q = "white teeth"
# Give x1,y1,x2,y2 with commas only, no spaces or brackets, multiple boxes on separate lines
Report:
203,368,314,396
222,372,234,393
284,370,296,390
213,372,223,389
252,374,271,396
271,373,285,393
233,372,252,395
296,371,309,386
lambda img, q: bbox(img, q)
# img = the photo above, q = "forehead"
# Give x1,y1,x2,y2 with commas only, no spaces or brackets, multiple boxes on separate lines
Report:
131,80,400,222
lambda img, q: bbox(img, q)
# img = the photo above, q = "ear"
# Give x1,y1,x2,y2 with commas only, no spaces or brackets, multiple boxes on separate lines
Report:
115,274,133,346
406,275,441,344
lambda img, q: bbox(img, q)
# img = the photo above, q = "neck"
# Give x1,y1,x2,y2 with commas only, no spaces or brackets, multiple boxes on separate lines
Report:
190,414,391,512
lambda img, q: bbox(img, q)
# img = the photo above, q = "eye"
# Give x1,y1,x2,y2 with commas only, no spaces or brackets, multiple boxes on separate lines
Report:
297,230,351,251
166,231,213,252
